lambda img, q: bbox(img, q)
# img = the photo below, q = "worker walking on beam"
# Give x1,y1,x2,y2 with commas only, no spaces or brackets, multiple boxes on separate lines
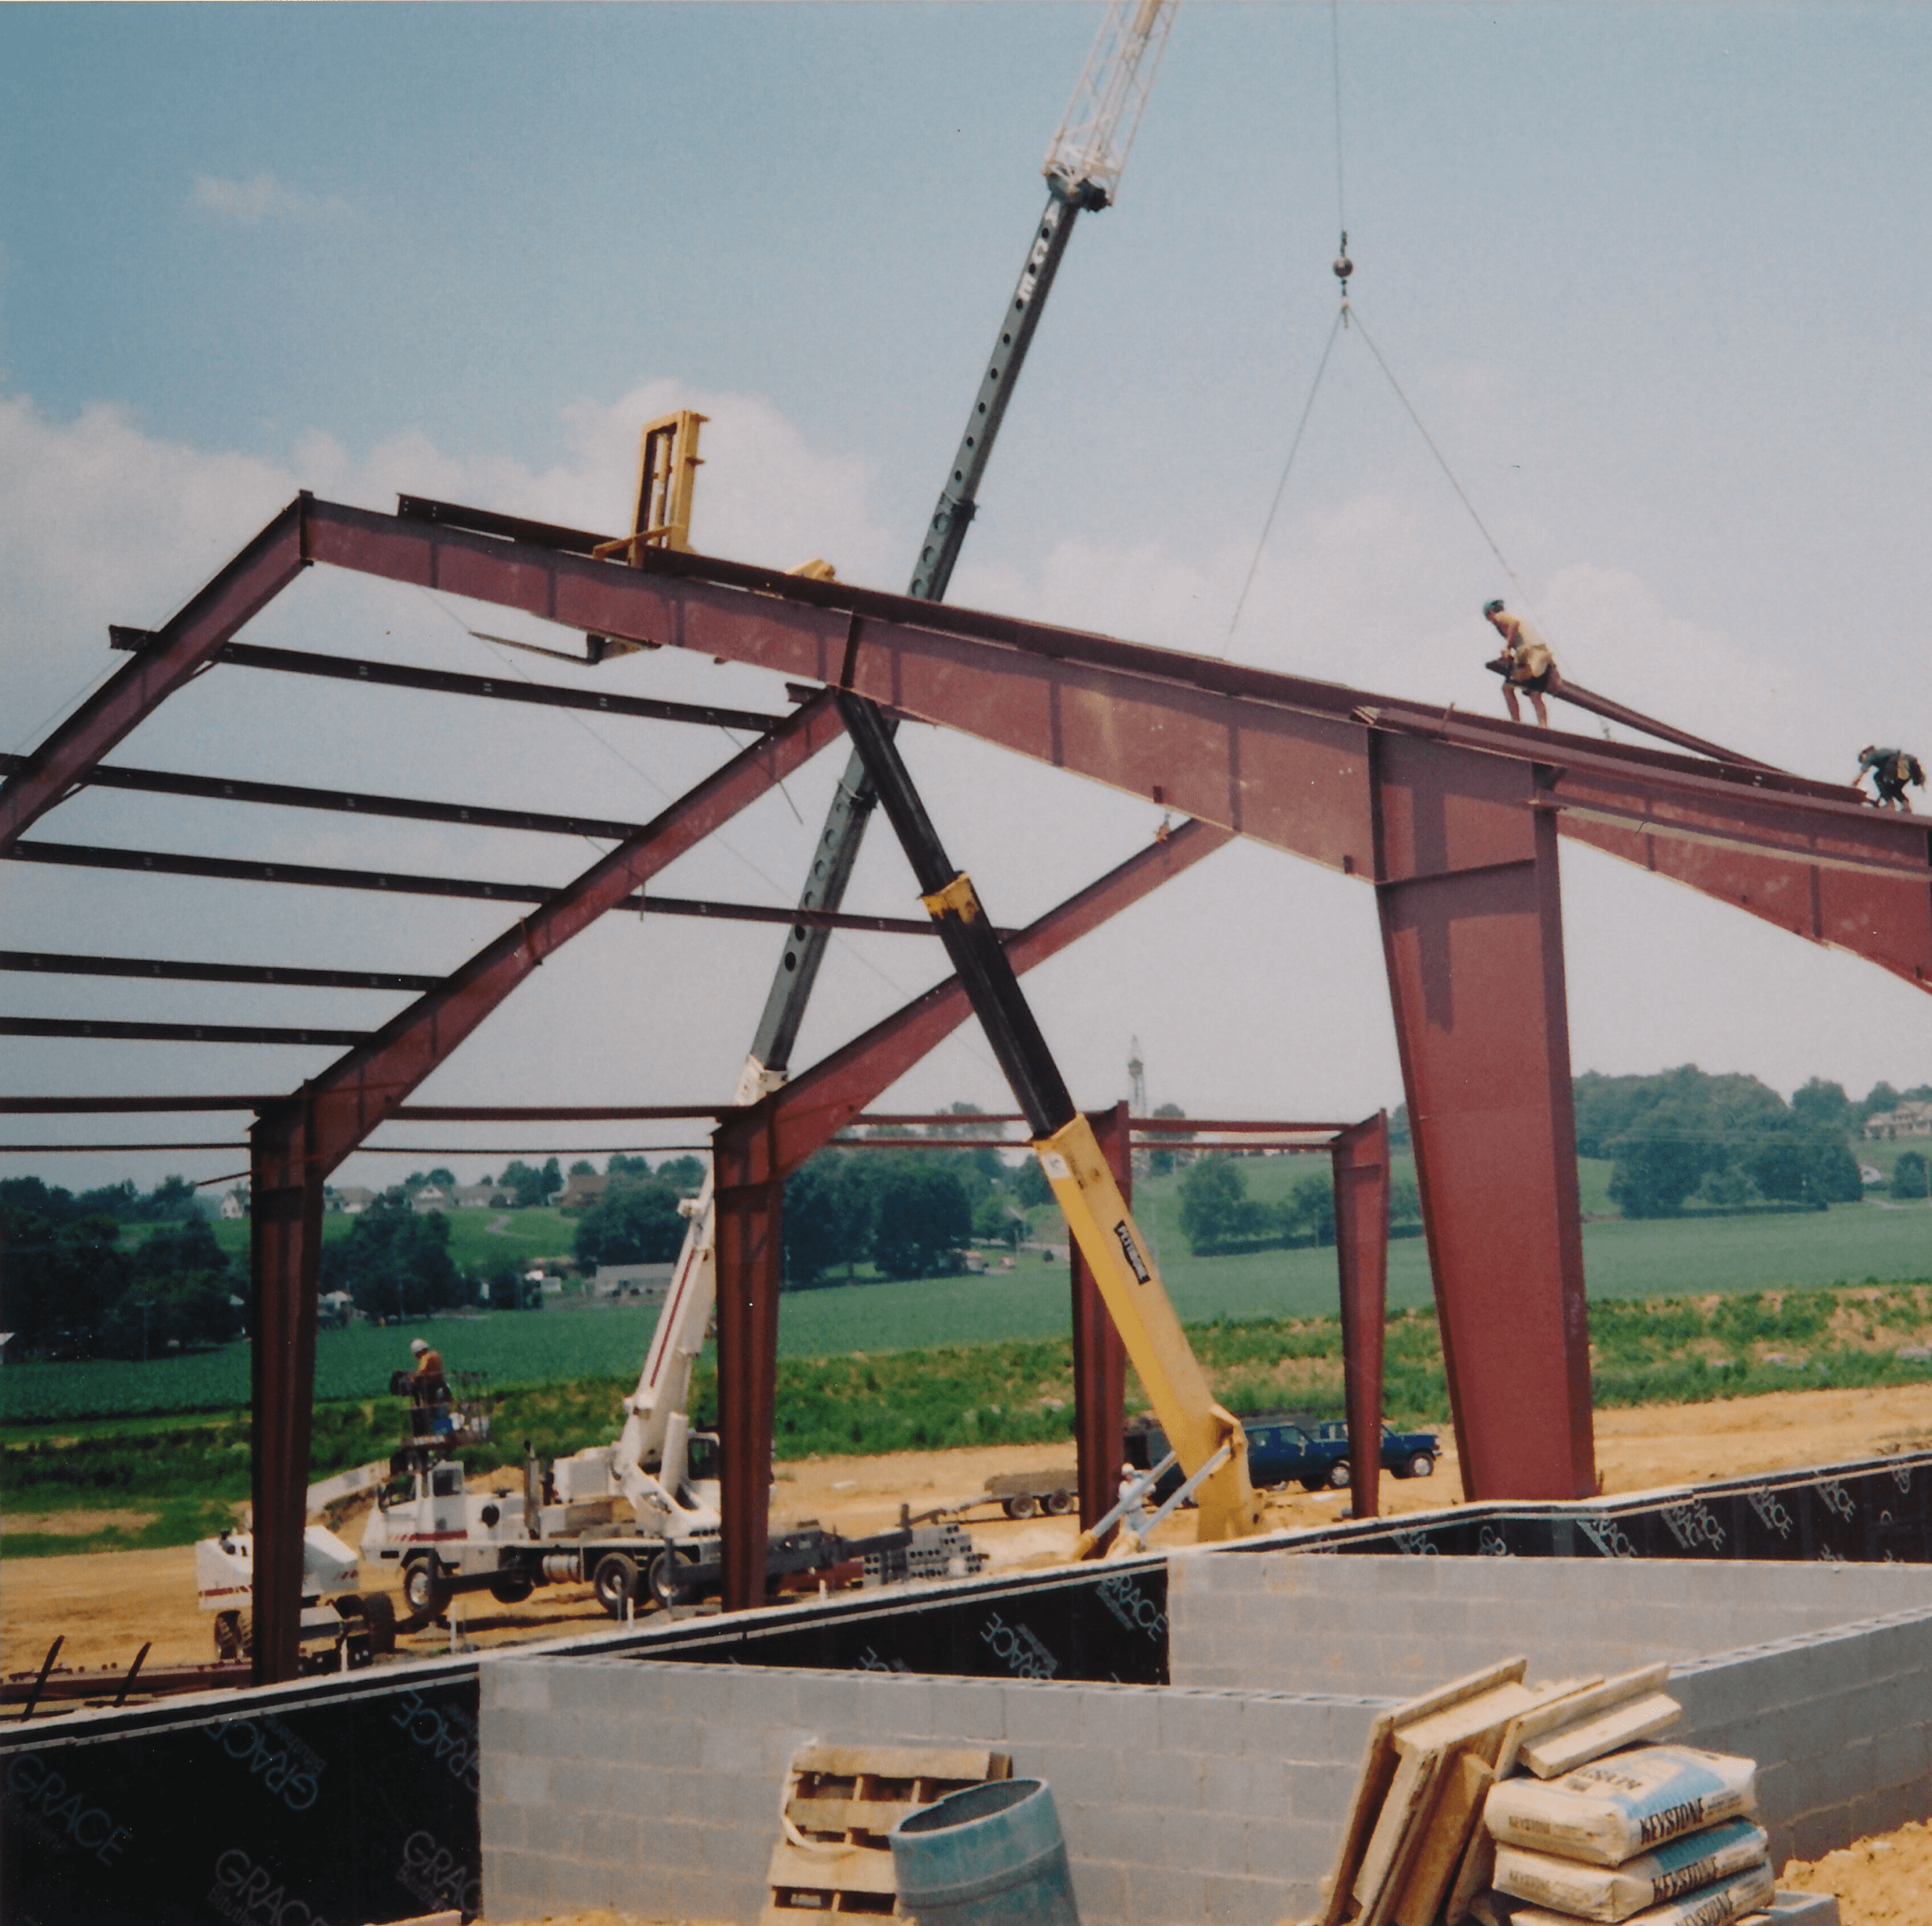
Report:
1483,597,1562,727
1856,745,1925,812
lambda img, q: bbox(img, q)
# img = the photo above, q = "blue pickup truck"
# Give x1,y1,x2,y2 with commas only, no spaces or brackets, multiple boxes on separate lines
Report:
1126,1413,1438,1499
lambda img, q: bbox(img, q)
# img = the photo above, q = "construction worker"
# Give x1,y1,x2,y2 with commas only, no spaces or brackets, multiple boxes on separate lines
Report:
407,1337,450,1435
1118,1461,1151,1540
1483,598,1562,727
1856,745,1926,812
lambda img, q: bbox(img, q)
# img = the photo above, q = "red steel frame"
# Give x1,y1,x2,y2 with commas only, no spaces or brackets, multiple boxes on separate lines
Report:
8,490,1929,1663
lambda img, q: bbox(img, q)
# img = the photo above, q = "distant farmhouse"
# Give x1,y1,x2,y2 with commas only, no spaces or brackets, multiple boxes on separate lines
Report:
1865,1102,1932,1141
560,1171,609,1212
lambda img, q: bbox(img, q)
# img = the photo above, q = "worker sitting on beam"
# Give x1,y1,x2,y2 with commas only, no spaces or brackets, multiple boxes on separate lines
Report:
1483,598,1562,727
1856,745,1925,812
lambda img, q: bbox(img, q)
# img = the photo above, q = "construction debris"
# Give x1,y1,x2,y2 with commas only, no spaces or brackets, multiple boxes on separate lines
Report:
1305,1661,1830,1926
760,1741,1011,1920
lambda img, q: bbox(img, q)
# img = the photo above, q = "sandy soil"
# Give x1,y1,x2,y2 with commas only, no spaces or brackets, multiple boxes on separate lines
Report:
8,1381,1932,1684
1782,1817,1932,1924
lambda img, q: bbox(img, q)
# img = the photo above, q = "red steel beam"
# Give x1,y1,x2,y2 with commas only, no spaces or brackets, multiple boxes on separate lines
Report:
245,693,846,1680
0,499,310,852
1072,1102,1131,1539
1329,1111,1391,1522
1374,734,1595,1500
713,1106,785,1616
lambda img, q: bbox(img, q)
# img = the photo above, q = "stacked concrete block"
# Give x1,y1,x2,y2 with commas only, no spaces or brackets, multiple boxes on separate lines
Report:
479,1654,1392,1926
1167,1551,1932,1695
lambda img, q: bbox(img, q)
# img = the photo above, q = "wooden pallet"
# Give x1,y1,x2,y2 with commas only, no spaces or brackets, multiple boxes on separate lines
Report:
759,1742,1012,1920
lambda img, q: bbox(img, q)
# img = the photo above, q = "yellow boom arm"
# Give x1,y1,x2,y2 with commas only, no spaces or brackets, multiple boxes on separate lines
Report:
1035,1113,1263,1545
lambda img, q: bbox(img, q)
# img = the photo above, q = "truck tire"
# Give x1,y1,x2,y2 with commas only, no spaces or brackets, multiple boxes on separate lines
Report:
592,1552,639,1617
361,1590,398,1654
648,1547,694,1610
1043,1490,1074,1517
489,1569,535,1605
1327,1459,1351,1489
1003,1493,1038,1520
1407,1452,1434,1479
403,1556,449,1616
214,1608,252,1662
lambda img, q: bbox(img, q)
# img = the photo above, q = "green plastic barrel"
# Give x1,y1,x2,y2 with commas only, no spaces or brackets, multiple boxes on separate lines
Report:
888,1778,1080,1926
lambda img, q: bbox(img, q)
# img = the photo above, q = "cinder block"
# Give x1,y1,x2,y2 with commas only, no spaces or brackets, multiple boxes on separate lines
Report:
547,1660,628,1714
481,1800,527,1854
485,1658,553,1713
1076,1684,1163,1756
1202,1868,1278,1924
1788,1802,1858,1865
1244,1816,1333,1886
1242,1695,1374,1765
1159,1689,1246,1757
789,1671,860,1731
481,1847,546,1920
1765,1893,1843,1926
1160,1808,1253,1877
853,1675,935,1739
698,1718,767,1778
659,1663,734,1722
579,1808,642,1866
1015,1740,1121,1808
1201,1753,1289,1821
638,1815,716,1875
1127,1862,1205,1925
727,1665,800,1729
927,1677,1008,1741
496,1753,552,1807
1066,1855,1128,1920
1065,1800,1157,1870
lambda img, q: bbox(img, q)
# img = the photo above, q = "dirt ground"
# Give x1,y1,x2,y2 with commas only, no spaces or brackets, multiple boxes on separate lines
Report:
9,1380,1932,1684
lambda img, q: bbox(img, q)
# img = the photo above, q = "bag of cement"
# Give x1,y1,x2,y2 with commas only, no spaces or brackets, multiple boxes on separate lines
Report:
1485,1746,1758,1867
1492,1859,1774,1926
1494,1819,1770,1921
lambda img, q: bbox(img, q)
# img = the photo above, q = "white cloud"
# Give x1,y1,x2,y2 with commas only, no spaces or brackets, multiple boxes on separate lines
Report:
190,173,351,227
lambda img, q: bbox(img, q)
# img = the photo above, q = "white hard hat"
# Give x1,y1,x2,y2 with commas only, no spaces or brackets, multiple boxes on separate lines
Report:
410,1338,429,1355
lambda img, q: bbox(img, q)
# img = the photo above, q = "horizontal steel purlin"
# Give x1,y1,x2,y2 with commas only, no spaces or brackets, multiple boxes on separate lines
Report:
0,1016,368,1046
0,950,442,992
7,845,967,937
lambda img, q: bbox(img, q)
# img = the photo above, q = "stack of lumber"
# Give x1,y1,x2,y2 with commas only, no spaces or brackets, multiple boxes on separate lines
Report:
1308,1660,1777,1926
760,1741,1011,1920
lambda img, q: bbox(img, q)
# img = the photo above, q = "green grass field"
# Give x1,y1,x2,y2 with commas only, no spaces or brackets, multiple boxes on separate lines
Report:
8,1171,1930,1427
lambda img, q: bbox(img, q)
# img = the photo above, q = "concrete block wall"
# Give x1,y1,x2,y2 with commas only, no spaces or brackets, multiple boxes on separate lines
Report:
1675,1603,1932,1864
480,1656,1391,1926
1169,1551,1932,1694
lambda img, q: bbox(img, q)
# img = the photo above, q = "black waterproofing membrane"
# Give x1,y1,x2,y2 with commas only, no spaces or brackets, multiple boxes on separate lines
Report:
5,1449,1927,1925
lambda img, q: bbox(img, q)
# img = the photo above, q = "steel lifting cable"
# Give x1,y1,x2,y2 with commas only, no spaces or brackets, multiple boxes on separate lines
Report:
1226,307,1344,643
1348,306,1534,612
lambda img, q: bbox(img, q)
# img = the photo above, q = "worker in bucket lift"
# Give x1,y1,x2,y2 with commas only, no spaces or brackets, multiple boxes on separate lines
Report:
407,1337,451,1436
1856,745,1926,812
1119,1461,1151,1539
1483,598,1562,726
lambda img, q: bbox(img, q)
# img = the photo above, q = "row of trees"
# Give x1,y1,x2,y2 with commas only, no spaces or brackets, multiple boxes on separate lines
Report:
1175,1157,1424,1256
0,1176,242,1360
1575,1068,1870,1218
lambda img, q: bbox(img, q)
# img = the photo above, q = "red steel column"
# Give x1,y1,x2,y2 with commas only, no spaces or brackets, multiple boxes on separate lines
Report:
1374,736,1595,1500
713,1102,784,1615
1071,1102,1131,1537
249,1099,325,1684
1329,1112,1391,1522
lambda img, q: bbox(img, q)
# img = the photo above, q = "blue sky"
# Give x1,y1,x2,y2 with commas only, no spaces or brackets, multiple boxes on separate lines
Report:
3,4,1930,1192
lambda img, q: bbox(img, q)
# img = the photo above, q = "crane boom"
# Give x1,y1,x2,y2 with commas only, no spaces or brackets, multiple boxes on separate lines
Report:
585,5,1182,1534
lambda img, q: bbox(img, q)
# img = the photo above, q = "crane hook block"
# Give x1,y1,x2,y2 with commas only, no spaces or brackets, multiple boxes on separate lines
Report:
1333,231,1353,289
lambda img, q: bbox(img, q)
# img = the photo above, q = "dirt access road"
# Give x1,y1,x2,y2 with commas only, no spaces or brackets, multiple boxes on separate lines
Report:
8,1382,1932,1681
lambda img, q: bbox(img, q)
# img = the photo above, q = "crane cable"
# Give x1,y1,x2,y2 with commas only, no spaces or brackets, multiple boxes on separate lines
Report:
1229,0,1545,649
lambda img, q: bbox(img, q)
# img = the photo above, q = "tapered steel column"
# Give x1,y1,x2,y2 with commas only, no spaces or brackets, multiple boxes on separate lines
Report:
249,1099,325,1684
1329,1111,1391,1522
713,1102,784,1614
1071,1102,1131,1537
1374,736,1595,1500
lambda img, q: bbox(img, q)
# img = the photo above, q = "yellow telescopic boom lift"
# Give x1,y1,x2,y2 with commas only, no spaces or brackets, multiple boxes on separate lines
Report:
831,691,1263,1548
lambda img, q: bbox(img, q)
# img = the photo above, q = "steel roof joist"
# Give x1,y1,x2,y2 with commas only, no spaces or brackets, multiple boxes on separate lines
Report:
0,950,441,993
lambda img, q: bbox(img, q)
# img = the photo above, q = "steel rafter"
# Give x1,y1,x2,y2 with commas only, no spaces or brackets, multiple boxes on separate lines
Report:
245,691,846,1681
1,951,441,993
0,499,310,853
